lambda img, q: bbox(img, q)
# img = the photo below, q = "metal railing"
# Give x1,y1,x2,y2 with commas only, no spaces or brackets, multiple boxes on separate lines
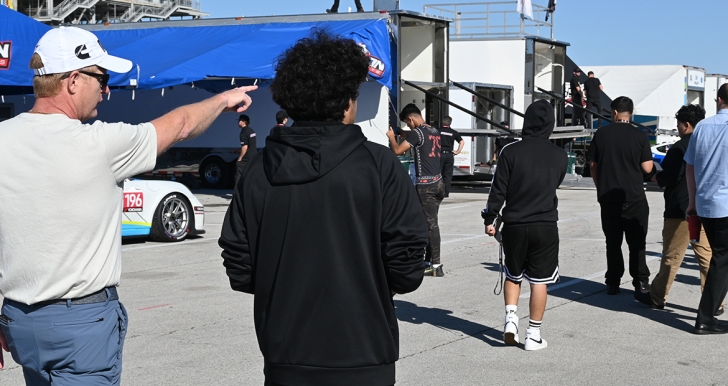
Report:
53,0,99,20
119,0,200,22
423,1,554,40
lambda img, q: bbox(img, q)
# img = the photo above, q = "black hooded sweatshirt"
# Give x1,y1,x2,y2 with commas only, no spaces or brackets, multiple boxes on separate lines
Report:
482,100,568,226
219,121,428,386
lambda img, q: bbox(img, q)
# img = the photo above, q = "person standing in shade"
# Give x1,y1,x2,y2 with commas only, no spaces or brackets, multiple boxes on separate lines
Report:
483,100,567,351
275,110,288,127
493,121,516,163
439,116,464,198
685,83,728,334
235,114,257,186
326,0,364,13
570,68,585,127
0,26,256,383
586,96,653,300
584,71,604,129
387,104,446,277
643,104,720,314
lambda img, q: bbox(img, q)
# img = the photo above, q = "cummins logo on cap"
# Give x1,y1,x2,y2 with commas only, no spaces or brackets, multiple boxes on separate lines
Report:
0,41,11,70
75,44,90,60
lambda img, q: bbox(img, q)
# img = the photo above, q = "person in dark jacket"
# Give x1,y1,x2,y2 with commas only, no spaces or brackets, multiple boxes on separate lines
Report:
219,31,428,386
646,105,717,311
482,100,567,351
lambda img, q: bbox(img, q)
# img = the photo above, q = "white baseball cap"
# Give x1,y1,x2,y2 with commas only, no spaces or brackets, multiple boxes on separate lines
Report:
33,26,132,75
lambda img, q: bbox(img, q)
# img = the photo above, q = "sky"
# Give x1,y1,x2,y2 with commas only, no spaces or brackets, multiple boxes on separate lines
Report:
199,0,728,75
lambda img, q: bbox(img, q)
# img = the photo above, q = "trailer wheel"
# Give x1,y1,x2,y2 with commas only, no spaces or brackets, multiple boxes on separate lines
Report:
199,157,230,188
150,194,193,242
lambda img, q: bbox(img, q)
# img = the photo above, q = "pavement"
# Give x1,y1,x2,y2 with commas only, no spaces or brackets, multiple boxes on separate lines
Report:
2,184,728,385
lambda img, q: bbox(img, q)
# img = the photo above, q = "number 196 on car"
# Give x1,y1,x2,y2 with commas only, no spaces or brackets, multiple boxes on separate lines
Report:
123,192,144,212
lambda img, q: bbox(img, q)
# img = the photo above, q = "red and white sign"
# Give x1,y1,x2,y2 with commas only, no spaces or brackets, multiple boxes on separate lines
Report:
0,41,11,70
123,192,144,212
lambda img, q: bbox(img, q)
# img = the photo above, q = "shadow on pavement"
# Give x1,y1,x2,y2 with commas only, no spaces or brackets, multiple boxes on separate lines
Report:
394,300,507,348
547,275,696,333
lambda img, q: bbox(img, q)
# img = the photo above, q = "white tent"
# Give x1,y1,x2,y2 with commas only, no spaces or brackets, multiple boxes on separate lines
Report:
581,65,705,131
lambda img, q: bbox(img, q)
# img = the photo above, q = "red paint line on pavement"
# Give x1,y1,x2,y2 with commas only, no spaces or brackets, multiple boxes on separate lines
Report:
139,304,170,311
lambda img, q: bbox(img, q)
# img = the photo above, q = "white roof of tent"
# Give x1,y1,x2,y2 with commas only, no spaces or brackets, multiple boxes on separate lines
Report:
580,65,686,117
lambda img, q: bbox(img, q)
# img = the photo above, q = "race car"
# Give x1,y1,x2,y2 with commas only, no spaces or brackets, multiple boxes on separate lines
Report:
122,179,205,242
651,138,679,164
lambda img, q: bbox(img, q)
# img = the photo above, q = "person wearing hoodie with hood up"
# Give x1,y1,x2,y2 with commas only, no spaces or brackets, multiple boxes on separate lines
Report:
219,30,428,386
482,100,568,351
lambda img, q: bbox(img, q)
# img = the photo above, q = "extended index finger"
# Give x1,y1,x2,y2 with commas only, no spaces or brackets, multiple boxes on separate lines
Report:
236,85,258,93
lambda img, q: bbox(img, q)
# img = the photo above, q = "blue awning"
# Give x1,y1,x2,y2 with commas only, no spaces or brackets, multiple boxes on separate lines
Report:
0,13,393,91
95,18,393,90
0,6,51,88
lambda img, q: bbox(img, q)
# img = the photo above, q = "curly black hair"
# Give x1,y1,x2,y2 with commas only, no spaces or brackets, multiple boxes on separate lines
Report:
675,104,705,128
270,29,369,122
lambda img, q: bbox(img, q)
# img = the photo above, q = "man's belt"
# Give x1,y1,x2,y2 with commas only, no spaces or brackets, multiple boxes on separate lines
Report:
442,150,452,153
38,287,119,306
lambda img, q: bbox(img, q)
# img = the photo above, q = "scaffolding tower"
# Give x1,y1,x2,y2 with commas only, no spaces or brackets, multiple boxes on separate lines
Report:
15,0,207,24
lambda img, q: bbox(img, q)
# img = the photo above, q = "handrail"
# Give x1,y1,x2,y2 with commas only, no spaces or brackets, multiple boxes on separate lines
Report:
451,80,525,118
536,87,653,132
403,80,518,136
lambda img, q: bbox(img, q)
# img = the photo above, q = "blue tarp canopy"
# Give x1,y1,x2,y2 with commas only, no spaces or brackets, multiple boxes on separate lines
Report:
0,14,393,91
0,6,51,88
96,18,393,90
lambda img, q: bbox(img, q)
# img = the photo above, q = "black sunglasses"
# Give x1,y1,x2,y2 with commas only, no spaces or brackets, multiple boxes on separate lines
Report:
77,70,110,90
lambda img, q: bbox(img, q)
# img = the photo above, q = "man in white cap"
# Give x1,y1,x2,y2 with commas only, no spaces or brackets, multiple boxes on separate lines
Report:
0,27,256,384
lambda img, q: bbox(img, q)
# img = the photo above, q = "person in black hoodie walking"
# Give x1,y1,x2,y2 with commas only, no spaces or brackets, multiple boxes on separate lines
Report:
219,31,428,386
482,100,567,351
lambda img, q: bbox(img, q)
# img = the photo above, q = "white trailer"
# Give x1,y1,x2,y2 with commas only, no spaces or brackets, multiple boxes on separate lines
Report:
582,65,707,133
448,82,514,176
425,2,570,130
705,74,728,117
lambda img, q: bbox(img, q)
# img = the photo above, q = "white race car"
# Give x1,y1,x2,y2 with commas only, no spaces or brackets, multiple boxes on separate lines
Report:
122,179,205,242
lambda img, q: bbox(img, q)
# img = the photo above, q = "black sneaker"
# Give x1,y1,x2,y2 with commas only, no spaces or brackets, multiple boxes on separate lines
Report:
326,8,337,13
634,282,651,304
607,285,620,295
357,8,365,12
716,308,725,317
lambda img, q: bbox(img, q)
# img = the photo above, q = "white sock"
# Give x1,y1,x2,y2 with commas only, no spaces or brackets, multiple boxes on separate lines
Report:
505,305,517,317
528,319,542,339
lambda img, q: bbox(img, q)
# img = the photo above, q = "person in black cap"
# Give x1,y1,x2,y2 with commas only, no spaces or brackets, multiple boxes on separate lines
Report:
439,116,464,198
326,0,364,13
482,100,567,351
570,68,585,127
275,110,288,126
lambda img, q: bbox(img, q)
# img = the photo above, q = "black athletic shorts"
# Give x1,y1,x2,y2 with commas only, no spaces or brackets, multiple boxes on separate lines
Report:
501,224,560,285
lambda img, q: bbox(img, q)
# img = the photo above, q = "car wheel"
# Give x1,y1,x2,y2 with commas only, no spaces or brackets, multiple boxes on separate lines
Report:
150,194,194,242
199,157,231,189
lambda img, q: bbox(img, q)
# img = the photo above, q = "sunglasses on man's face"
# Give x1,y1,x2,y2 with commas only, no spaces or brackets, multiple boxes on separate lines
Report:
77,70,110,90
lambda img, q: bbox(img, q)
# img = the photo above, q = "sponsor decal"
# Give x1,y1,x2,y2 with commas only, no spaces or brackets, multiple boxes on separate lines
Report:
123,192,144,212
75,44,90,60
0,41,11,70
358,42,385,78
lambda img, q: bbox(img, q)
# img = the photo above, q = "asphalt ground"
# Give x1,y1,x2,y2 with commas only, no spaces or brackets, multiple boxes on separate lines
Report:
2,181,727,385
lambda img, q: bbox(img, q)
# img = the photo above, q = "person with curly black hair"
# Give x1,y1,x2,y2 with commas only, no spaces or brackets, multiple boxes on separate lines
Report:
326,0,364,13
644,104,721,314
220,30,428,385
